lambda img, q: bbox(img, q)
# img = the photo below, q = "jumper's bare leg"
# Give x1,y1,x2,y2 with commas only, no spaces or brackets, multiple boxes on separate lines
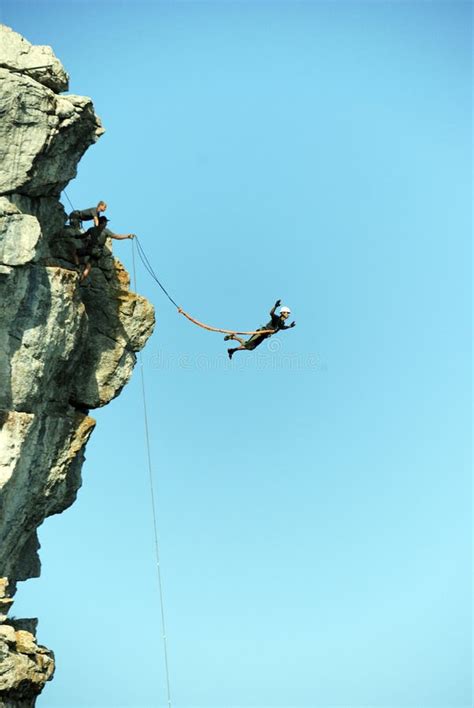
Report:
224,334,246,346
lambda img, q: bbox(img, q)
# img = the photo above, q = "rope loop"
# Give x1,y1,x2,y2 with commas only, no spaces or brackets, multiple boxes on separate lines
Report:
134,236,276,337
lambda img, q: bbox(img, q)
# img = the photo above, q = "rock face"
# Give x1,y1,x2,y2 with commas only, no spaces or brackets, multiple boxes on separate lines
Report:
0,26,155,705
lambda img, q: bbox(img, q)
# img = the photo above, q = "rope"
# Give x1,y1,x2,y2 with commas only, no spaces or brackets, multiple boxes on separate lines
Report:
135,236,180,308
132,241,173,708
63,188,75,214
134,236,276,337
177,308,275,336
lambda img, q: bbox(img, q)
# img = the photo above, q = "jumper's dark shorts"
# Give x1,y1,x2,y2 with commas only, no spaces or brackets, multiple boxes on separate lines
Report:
244,331,271,350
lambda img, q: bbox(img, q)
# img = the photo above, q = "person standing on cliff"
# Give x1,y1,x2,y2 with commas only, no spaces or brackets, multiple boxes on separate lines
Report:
225,300,296,359
75,216,134,281
69,201,107,230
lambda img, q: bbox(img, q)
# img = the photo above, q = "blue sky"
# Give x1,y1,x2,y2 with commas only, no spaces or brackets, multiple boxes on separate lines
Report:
2,1,471,707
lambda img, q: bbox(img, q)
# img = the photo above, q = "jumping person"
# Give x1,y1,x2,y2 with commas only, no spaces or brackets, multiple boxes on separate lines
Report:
225,300,296,359
75,216,134,281
69,201,107,229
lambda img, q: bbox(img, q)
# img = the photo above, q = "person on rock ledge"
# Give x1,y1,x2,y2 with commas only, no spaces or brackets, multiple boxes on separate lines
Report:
69,200,107,230
225,299,296,360
75,216,134,282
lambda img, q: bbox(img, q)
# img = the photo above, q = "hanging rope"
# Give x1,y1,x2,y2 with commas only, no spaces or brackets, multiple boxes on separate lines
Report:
62,187,75,214
132,240,173,708
134,236,276,336
135,236,180,308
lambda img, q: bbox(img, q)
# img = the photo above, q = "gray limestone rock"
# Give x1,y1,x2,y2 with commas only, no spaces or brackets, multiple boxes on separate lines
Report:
0,25,68,92
0,69,104,197
0,210,41,266
0,24,155,705
0,627,16,645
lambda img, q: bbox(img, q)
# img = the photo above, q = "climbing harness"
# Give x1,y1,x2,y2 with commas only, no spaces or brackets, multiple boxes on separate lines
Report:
134,236,276,337
132,242,173,708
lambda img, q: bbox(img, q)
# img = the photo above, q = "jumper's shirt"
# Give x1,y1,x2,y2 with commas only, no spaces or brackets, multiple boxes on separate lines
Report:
244,313,287,350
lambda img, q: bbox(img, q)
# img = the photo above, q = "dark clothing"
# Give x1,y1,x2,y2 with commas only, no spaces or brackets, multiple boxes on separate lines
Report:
76,225,109,262
73,207,99,221
244,313,287,350
69,207,99,229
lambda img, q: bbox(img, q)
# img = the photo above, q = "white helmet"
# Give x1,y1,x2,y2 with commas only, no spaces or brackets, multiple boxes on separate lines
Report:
280,306,291,314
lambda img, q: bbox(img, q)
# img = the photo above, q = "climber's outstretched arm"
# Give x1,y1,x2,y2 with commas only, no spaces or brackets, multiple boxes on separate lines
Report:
109,233,135,241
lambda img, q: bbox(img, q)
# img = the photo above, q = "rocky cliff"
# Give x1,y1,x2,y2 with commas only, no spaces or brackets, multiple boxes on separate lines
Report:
0,26,155,705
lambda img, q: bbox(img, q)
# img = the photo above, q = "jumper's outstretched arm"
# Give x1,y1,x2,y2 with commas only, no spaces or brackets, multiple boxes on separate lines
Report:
270,299,281,317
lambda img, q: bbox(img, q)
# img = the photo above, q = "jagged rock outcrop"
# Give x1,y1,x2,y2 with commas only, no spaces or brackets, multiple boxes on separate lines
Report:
0,580,53,708
0,26,155,705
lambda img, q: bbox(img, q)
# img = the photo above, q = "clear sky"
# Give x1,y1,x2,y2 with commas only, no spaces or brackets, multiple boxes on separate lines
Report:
2,1,471,707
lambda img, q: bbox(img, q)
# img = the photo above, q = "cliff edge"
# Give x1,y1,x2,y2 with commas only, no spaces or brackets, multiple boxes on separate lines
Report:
0,25,155,706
